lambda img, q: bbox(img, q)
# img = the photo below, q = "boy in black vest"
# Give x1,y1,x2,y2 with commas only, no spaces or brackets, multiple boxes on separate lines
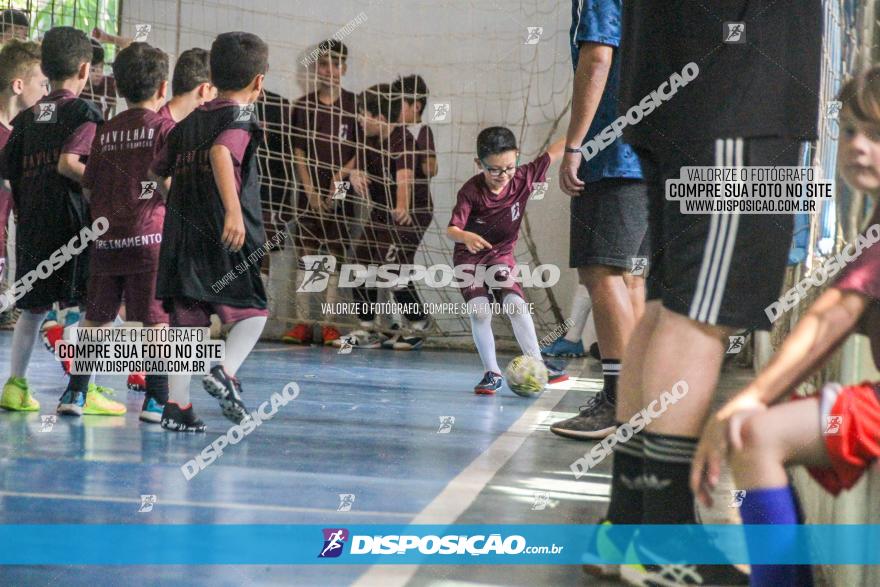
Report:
150,32,269,431
0,26,126,417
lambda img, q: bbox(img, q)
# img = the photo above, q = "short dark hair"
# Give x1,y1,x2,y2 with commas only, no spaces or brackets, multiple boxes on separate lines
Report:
90,37,104,65
318,39,347,61
172,47,210,95
357,83,401,124
41,26,92,81
210,32,268,91
0,9,29,32
393,74,429,117
113,42,168,103
477,126,517,159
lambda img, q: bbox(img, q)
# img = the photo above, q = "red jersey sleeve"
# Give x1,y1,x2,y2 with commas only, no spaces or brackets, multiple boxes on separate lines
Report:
62,121,98,156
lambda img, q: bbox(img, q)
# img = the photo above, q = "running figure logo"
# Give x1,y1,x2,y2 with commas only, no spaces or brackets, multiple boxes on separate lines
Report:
139,181,157,200
437,416,455,434
431,103,450,123
318,528,349,558
35,103,57,123
337,494,355,512
40,415,57,432
133,24,152,42
723,22,745,43
728,489,746,508
824,415,843,435
531,491,550,510
529,181,548,201
524,27,543,45
726,335,745,354
630,256,648,276
826,100,842,120
511,202,521,221
297,255,337,293
138,494,157,512
235,104,256,122
337,336,355,355
332,181,349,201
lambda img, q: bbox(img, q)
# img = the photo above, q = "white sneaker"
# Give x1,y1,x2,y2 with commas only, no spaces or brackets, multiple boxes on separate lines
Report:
333,329,386,349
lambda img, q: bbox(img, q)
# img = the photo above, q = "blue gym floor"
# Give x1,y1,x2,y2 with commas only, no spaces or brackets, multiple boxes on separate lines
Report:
0,331,618,586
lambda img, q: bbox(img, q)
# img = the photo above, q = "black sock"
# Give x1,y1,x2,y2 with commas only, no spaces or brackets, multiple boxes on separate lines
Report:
642,431,698,524
600,359,620,404
65,374,90,395
146,374,169,404
606,423,644,524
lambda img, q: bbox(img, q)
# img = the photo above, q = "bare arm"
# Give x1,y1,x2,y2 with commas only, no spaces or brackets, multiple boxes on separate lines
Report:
559,42,613,196
58,153,86,184
393,168,414,225
210,144,245,252
447,226,492,254
294,146,325,211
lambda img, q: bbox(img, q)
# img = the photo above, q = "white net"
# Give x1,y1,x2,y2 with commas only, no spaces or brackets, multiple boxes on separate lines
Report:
119,0,575,344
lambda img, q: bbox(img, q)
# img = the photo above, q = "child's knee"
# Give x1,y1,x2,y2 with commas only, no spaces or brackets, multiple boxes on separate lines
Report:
734,412,784,462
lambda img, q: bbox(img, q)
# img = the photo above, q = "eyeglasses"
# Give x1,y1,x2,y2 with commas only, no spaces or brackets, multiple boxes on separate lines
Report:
480,158,519,177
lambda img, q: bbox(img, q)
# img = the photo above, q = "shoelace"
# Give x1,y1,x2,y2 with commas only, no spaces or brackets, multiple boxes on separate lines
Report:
577,395,605,414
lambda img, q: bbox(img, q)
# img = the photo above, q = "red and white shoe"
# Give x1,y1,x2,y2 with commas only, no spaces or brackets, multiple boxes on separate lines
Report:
281,323,312,344
127,372,147,392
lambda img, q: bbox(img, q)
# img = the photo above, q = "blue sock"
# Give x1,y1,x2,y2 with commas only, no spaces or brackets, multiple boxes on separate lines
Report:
740,486,813,587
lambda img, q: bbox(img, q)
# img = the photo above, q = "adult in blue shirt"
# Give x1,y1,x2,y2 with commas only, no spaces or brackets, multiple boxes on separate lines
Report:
549,0,648,443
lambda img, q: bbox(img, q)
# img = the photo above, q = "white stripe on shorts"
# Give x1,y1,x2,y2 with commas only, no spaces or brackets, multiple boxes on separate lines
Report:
690,138,742,324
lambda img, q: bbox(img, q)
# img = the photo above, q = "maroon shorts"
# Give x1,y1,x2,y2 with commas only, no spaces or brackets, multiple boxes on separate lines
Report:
85,271,169,325
805,382,880,495
454,257,525,304
167,297,268,327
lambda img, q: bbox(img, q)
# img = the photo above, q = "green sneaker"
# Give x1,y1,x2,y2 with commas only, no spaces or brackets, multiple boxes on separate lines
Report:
83,383,126,416
0,376,40,411
583,519,625,578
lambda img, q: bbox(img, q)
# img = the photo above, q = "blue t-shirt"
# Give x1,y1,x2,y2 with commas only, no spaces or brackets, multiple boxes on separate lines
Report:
570,0,642,183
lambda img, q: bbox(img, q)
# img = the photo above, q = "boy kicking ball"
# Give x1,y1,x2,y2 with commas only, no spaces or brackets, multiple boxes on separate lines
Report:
692,68,880,587
447,126,568,394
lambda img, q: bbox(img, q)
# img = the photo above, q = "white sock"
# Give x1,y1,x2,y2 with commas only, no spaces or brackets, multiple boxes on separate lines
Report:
468,296,500,374
222,316,267,376
564,284,591,343
9,310,46,378
168,373,192,405
503,293,541,359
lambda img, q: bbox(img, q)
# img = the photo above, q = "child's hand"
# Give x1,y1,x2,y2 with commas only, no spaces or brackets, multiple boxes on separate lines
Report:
222,210,246,252
349,170,370,197
462,231,492,254
393,207,413,226
690,392,767,507
306,188,328,213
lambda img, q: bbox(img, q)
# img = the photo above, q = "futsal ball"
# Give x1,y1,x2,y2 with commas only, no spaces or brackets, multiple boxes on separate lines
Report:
504,355,548,397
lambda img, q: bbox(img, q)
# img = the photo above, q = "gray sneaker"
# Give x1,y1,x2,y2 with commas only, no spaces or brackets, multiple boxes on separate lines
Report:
549,395,617,440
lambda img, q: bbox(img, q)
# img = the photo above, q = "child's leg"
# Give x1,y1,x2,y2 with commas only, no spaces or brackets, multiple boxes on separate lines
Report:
731,398,829,587
501,293,540,359
168,373,192,405
222,316,267,376
468,296,500,374
10,309,47,378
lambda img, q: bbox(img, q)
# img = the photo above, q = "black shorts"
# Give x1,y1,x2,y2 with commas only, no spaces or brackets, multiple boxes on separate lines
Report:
639,137,801,330
569,178,649,269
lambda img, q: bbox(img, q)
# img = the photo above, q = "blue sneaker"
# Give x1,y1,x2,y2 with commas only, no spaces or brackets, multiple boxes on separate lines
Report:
541,336,585,358
57,388,85,416
474,371,503,395
139,396,165,424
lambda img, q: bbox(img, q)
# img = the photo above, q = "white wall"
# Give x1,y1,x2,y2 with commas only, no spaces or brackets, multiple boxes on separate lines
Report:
121,0,579,340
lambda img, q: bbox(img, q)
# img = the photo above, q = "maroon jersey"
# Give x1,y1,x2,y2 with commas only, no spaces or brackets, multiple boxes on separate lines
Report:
82,108,176,275
449,152,551,268
291,89,359,197
388,125,433,213
82,74,118,119
157,102,175,123
413,124,435,211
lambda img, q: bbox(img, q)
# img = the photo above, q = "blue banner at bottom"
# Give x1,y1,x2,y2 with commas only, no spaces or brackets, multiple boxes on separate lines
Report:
1,524,878,565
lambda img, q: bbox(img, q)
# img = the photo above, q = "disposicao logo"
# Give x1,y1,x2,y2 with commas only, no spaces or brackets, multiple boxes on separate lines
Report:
319,528,349,558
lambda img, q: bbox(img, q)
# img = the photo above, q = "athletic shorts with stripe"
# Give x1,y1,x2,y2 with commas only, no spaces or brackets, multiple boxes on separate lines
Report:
638,137,801,330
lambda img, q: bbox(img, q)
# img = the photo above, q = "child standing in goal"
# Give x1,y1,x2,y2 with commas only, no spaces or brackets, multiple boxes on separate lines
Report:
447,127,568,394
150,32,269,431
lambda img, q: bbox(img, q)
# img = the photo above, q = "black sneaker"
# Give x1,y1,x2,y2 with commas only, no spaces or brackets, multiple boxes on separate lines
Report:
393,335,424,350
549,395,617,440
589,342,601,361
160,401,206,432
474,371,503,395
622,539,750,587
202,365,250,424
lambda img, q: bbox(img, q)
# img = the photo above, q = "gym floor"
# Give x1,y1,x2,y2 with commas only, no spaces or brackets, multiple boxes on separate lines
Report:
0,331,741,585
